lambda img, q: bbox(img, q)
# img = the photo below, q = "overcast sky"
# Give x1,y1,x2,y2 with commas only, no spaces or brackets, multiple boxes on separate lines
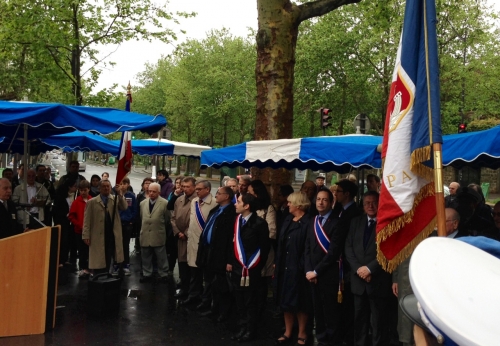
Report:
94,0,499,93
94,0,258,92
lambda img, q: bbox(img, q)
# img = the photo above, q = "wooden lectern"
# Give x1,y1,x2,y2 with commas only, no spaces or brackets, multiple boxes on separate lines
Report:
0,226,60,337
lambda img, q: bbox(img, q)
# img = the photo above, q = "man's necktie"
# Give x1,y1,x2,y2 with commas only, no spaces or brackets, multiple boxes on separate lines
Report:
3,200,8,210
363,219,375,250
241,217,247,226
318,216,324,226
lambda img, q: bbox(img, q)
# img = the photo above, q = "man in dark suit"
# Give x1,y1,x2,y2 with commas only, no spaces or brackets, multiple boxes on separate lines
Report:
0,178,23,239
229,193,270,343
196,186,237,321
330,179,363,345
345,191,392,346
304,189,338,346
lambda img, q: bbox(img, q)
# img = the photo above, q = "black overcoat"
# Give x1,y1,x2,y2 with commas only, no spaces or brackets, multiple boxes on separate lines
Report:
273,213,311,312
230,212,270,289
196,203,237,273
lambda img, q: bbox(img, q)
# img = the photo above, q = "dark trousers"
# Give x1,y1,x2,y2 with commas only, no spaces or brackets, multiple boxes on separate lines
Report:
121,222,133,265
211,271,232,318
340,282,355,345
312,281,342,345
166,233,178,272
188,266,203,299
76,233,89,270
69,229,78,263
353,291,390,346
201,268,214,306
178,261,190,293
234,286,260,335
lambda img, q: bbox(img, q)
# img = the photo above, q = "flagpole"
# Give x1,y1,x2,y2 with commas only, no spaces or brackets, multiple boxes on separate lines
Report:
433,143,446,236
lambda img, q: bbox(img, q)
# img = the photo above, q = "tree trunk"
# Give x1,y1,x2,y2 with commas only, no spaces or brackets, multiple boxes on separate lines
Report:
254,0,360,204
71,3,82,105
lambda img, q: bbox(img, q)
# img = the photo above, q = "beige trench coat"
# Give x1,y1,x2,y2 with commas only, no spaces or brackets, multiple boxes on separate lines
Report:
186,194,216,267
139,196,170,247
171,193,196,262
257,205,277,277
82,194,127,269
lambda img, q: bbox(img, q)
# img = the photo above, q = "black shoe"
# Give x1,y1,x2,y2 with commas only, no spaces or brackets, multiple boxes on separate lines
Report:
173,290,187,299
199,310,216,317
238,331,255,343
196,302,211,311
139,276,153,283
180,296,200,306
275,334,292,345
231,328,246,341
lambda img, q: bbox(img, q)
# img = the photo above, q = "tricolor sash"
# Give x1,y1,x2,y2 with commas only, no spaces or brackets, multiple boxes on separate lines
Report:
233,215,261,286
314,215,330,254
195,201,206,231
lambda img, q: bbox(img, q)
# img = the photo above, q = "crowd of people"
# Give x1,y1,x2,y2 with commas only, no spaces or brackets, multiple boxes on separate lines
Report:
1,162,500,346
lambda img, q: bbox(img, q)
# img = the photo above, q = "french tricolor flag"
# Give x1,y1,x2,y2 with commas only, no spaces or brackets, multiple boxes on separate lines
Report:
116,87,133,185
376,0,442,272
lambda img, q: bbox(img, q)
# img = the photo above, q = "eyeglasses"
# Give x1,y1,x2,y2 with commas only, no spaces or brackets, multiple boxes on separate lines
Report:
195,187,207,191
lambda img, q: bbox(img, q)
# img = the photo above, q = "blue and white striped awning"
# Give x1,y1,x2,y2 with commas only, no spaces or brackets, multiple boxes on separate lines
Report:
201,135,383,173
201,126,500,171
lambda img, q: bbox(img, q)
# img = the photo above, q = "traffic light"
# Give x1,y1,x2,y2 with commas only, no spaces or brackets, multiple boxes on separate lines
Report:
320,108,332,129
458,123,467,133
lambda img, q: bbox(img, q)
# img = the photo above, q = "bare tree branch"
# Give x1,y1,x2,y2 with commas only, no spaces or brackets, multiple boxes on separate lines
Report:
297,0,362,24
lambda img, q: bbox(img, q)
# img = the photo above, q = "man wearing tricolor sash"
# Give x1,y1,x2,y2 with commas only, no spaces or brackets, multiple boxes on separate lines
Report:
304,180,361,346
195,186,237,321
229,193,270,343
180,180,216,307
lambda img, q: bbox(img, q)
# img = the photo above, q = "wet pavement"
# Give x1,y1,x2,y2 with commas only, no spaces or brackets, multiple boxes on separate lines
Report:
0,250,283,346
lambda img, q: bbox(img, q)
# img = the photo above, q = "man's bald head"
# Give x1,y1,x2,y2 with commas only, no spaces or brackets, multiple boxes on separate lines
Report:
449,182,460,196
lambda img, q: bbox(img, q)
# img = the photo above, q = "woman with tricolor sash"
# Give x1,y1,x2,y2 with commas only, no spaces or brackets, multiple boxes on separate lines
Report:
273,192,312,346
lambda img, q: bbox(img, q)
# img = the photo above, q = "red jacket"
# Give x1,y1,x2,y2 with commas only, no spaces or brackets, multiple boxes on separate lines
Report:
68,195,92,234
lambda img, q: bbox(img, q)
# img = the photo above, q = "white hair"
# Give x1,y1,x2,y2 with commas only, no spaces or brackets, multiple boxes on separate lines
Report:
149,182,161,192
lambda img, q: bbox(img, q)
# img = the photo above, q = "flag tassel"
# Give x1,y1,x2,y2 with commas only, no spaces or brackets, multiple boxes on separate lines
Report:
377,217,436,272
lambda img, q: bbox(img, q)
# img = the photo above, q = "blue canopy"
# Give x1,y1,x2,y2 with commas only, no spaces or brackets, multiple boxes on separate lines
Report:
0,134,210,158
129,139,211,157
40,131,119,155
200,135,383,173
201,128,500,172
0,101,166,139
442,126,500,169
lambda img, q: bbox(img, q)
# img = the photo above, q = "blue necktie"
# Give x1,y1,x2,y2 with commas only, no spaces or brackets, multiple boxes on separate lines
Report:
241,217,247,226
319,216,324,226
204,208,223,244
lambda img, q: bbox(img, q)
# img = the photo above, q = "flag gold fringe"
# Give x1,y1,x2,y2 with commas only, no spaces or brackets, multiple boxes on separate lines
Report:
410,146,434,181
376,183,434,243
377,216,436,273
